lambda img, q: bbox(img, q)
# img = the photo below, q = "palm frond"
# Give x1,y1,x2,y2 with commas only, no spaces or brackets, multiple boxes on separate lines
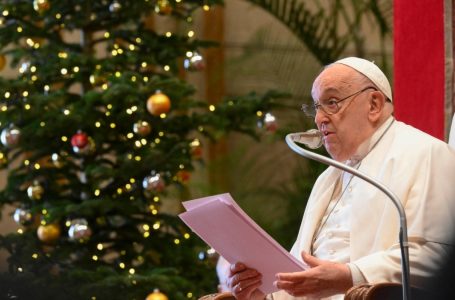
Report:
245,0,392,65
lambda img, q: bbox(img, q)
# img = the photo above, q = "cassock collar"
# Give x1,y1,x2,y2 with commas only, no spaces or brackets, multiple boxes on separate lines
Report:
345,116,394,166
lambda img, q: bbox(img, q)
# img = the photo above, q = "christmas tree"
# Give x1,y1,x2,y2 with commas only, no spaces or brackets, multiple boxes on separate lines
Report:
0,1,284,299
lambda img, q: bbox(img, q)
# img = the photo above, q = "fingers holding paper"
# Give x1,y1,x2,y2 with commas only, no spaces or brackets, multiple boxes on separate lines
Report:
227,262,265,300
274,251,353,298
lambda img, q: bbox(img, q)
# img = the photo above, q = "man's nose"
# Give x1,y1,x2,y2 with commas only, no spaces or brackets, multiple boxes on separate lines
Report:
314,108,329,127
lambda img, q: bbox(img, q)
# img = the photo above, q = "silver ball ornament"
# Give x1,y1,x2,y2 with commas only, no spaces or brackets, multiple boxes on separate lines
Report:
198,247,218,261
133,120,152,137
68,218,92,242
142,173,165,193
184,52,205,71
109,1,122,12
0,125,21,148
19,61,31,73
13,208,33,225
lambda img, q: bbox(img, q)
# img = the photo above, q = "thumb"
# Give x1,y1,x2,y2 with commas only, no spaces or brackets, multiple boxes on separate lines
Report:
301,251,322,268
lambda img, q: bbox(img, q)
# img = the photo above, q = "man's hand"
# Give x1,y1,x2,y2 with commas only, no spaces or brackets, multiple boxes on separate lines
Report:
226,262,265,300
274,252,353,298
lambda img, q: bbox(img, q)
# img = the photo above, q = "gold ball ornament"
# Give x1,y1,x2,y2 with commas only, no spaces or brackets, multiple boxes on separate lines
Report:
27,181,44,200
146,91,171,116
154,0,173,15
146,289,168,300
0,55,6,71
37,223,61,243
33,0,51,14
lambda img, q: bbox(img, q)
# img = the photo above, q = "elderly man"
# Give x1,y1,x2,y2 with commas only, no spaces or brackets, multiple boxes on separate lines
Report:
223,57,455,299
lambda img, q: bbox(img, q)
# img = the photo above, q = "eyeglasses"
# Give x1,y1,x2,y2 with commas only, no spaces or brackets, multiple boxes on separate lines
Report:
301,86,376,117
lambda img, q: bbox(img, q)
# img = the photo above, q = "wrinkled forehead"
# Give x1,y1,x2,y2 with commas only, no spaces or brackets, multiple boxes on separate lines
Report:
311,64,363,99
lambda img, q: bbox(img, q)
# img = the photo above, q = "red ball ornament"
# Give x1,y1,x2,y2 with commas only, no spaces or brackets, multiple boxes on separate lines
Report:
71,131,89,148
176,170,191,184
146,91,171,116
189,139,203,159
263,112,278,132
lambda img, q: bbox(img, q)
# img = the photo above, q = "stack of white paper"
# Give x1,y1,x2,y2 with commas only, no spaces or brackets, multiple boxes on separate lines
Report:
179,193,307,294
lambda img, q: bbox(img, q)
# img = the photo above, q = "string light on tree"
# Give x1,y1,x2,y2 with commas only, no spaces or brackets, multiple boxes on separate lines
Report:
146,91,171,116
0,0,281,297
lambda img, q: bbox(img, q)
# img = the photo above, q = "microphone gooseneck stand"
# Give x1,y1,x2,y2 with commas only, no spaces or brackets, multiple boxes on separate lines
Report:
285,132,411,300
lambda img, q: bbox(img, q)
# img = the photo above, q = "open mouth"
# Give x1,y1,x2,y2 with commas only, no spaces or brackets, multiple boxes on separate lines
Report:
322,130,331,136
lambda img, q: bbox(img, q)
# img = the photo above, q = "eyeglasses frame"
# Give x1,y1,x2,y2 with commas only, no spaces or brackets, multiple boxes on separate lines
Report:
302,86,377,116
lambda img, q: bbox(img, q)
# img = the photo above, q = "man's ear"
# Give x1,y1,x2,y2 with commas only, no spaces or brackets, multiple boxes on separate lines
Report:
368,91,386,122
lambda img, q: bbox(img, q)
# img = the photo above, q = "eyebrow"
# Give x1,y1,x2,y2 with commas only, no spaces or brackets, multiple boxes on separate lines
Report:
313,86,344,101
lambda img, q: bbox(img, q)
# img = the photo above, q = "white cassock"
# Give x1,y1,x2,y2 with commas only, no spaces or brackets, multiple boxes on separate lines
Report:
270,118,455,300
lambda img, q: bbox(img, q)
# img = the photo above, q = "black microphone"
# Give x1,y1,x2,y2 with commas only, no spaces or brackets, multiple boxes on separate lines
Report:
288,129,323,149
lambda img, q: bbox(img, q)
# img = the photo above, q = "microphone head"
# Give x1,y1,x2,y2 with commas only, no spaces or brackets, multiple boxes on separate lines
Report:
290,129,323,149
